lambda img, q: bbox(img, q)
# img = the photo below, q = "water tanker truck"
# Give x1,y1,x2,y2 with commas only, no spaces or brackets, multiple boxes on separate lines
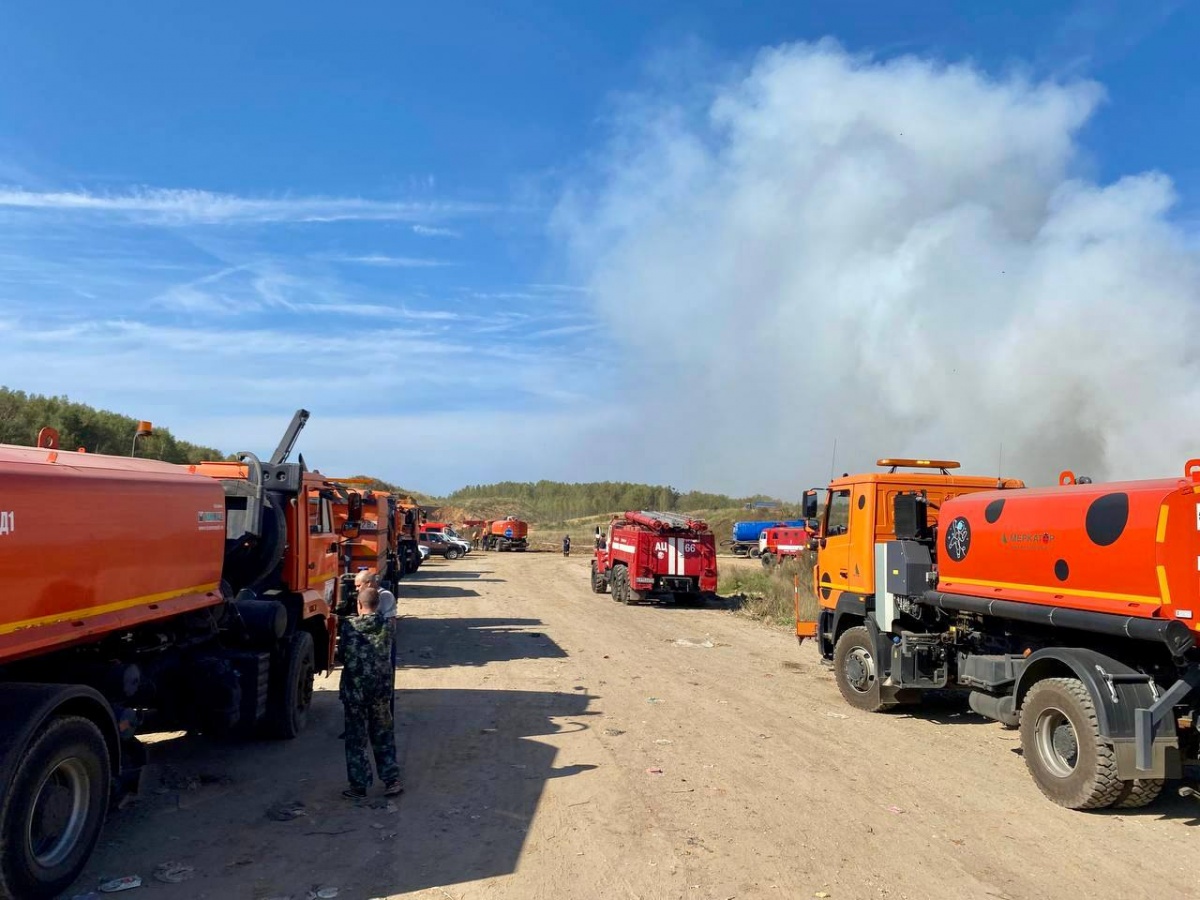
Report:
0,410,340,897
480,516,528,552
799,457,1200,810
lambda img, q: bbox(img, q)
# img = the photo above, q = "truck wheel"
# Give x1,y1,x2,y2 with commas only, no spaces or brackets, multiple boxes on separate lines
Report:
612,566,630,604
760,553,774,569
268,631,316,740
1019,677,1123,810
1112,778,1165,809
833,626,889,712
749,547,761,558
0,716,110,900
590,562,608,594
445,547,461,561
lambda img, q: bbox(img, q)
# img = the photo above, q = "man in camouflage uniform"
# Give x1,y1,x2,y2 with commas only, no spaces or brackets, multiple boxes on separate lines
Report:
339,586,403,799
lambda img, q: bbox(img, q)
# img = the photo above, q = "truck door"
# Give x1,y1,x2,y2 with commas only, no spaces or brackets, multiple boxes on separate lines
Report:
307,491,339,587
821,488,853,593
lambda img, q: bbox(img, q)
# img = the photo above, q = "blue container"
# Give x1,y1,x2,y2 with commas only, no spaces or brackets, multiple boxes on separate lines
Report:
731,519,808,542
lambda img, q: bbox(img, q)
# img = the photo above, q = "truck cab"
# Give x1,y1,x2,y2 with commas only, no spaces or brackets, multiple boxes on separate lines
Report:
800,459,1023,658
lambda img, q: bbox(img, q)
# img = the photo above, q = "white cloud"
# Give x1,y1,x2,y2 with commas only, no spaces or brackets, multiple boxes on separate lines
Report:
0,186,495,225
412,224,461,238
553,38,1200,494
330,255,453,268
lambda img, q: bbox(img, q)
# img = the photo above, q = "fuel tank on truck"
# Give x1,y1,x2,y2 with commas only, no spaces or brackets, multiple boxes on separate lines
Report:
0,444,228,664
934,466,1200,633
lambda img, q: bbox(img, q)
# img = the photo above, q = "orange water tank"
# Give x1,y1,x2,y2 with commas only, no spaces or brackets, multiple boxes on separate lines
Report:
489,518,528,539
936,466,1200,634
0,444,227,663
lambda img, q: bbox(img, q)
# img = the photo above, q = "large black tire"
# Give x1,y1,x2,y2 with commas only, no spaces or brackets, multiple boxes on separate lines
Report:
590,561,608,594
1019,677,1123,810
760,552,775,569
445,547,461,561
1112,778,1165,809
267,631,316,739
833,626,890,712
0,716,110,900
612,566,631,604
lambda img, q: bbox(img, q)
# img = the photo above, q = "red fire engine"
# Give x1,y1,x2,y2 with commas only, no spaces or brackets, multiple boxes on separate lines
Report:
590,510,718,604
759,525,815,567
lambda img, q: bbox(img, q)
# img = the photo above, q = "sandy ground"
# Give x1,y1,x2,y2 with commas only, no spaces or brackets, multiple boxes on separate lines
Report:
74,551,1200,900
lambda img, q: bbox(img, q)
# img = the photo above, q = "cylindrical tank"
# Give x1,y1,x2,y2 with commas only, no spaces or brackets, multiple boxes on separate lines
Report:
490,518,528,539
0,445,227,664
935,473,1199,632
732,519,807,542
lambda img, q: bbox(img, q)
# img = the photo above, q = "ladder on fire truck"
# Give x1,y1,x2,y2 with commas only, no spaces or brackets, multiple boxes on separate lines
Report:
624,510,710,533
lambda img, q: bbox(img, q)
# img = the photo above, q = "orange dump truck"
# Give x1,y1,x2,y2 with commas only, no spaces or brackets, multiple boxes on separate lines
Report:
800,458,1200,810
0,410,339,897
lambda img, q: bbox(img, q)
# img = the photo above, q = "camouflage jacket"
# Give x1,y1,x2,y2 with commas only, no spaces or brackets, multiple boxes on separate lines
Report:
338,613,395,704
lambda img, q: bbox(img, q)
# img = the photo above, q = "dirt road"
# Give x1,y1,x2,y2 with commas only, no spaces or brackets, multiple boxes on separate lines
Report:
77,552,1200,900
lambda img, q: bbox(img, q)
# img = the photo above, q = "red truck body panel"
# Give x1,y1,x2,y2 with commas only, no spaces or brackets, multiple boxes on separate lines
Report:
762,526,813,558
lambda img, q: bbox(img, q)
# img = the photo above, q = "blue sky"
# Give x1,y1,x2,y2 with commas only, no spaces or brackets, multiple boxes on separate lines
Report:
0,1,1196,494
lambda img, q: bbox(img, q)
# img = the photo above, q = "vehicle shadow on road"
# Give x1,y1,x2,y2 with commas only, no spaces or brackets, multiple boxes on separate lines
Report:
398,616,569,668
889,691,997,728
400,584,482,599
407,569,505,582
367,686,601,896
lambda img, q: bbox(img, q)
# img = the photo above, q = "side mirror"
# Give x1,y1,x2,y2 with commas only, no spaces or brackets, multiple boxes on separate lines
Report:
802,489,819,520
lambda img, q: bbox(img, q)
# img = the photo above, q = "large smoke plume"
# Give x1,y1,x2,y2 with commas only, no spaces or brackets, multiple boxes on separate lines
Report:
554,40,1200,494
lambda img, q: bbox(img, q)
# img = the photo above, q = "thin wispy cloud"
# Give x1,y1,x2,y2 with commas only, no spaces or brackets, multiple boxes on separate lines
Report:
0,186,497,225
412,224,461,238
329,254,453,268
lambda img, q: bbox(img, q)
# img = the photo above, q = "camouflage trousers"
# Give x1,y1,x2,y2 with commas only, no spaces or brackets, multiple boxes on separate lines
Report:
343,696,400,789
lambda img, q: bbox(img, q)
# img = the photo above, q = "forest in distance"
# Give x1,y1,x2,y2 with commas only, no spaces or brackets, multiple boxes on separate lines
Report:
0,388,786,520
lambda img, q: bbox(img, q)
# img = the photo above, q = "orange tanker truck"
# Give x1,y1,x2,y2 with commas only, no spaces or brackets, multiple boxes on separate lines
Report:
799,457,1200,810
0,409,341,897
479,516,529,552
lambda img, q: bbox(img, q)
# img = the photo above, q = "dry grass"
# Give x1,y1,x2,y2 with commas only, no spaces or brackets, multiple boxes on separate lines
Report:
718,553,821,628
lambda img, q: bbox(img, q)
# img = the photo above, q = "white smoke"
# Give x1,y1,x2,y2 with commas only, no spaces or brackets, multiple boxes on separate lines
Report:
553,39,1200,494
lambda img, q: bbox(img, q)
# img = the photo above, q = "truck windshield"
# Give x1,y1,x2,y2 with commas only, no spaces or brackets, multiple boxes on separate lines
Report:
825,489,851,536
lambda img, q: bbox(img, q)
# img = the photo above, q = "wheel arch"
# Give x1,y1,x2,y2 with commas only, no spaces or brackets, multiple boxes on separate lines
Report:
1014,648,1162,741
830,593,870,644
0,684,120,788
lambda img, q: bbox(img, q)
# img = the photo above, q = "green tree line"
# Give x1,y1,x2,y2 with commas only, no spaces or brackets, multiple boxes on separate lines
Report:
0,388,224,463
445,480,769,521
